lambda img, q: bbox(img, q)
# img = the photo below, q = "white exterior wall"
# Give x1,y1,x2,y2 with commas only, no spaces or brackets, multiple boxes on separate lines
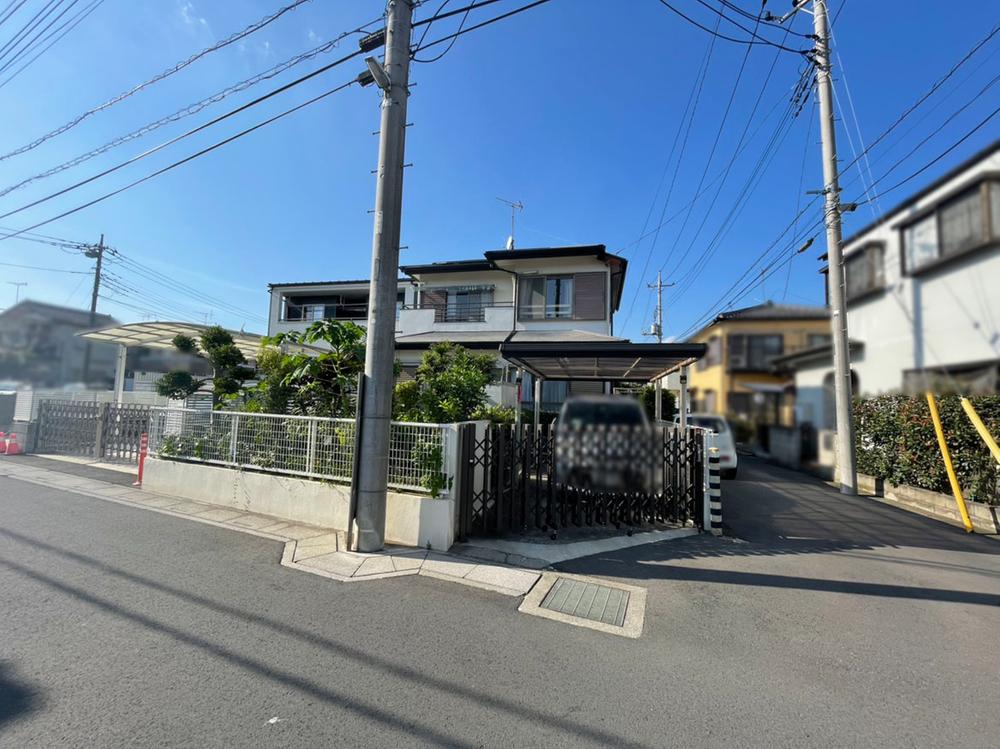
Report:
832,149,1000,396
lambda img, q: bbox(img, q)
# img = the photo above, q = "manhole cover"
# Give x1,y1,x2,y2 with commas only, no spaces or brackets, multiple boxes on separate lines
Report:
540,577,630,626
519,573,646,638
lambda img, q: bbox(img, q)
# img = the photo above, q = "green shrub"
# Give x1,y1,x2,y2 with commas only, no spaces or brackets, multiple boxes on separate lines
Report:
853,394,1000,505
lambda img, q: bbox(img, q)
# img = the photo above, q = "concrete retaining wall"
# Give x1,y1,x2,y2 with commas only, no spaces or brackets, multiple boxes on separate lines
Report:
858,472,999,535
143,457,456,550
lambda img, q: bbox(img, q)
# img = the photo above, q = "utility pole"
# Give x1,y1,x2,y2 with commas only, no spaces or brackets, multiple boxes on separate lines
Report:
81,234,105,385
812,0,857,494
643,271,675,421
6,281,26,304
355,0,413,552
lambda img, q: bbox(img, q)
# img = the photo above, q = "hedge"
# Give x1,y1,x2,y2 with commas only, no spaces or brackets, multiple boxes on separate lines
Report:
853,394,1000,506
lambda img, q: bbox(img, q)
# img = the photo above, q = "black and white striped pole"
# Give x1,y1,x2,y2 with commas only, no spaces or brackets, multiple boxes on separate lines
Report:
706,432,722,535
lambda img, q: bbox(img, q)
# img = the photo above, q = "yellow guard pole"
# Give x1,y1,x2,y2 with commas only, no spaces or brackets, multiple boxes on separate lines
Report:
960,397,1000,466
926,392,973,533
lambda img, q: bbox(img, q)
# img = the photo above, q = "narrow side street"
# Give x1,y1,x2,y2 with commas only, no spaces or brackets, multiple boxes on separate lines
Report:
2,459,998,747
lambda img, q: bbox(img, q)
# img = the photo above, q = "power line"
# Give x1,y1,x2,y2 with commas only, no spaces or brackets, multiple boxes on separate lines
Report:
0,2,31,30
0,78,357,245
0,0,314,162
679,108,1000,339
0,14,381,198
0,46,368,222
0,259,89,273
410,0,556,55
693,0,814,43
652,9,769,287
618,16,721,333
664,23,805,295
412,0,473,63
0,0,67,66
106,252,267,322
655,0,809,55
0,0,103,90
0,0,80,76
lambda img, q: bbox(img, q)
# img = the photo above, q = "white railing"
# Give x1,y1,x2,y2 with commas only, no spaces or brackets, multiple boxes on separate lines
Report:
147,407,454,495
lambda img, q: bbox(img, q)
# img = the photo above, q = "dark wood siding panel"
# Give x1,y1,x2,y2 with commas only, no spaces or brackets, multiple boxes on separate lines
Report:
573,272,606,320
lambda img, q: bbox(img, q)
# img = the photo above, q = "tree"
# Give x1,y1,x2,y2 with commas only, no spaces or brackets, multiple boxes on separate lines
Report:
393,341,496,423
639,384,676,422
245,319,366,417
156,326,253,407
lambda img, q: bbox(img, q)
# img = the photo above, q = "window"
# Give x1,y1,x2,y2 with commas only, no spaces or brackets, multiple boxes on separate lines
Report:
904,214,939,272
902,181,997,274
697,336,721,371
518,275,577,320
727,334,783,370
807,333,831,348
844,242,885,300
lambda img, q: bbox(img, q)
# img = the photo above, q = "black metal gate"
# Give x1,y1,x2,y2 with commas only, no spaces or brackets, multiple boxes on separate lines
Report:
36,400,151,463
457,423,705,538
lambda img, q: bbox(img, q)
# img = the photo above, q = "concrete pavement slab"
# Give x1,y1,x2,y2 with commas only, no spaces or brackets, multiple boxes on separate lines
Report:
195,508,245,523
422,553,477,578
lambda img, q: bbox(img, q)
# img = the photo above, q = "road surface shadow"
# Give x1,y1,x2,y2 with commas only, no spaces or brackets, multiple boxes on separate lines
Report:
0,661,41,729
0,527,647,749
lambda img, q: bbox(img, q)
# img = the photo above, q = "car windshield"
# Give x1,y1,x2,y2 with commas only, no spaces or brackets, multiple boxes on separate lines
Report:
561,400,646,427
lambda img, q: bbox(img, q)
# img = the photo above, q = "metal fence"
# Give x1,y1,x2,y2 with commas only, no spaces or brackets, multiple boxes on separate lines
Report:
147,407,452,494
35,400,152,463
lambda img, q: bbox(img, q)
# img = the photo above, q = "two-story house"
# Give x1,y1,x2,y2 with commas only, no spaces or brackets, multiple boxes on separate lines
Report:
776,138,1000,430
681,301,830,427
267,244,628,411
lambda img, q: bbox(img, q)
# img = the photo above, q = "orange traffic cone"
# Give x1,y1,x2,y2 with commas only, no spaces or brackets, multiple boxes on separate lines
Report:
5,432,22,455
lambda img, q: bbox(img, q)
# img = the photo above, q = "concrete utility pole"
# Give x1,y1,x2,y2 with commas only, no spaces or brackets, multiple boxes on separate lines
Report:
6,281,26,304
81,234,105,385
644,271,675,421
812,0,857,494
355,0,413,551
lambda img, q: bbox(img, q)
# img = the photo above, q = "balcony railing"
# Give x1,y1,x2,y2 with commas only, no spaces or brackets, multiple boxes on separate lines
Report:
404,300,512,323
281,302,370,323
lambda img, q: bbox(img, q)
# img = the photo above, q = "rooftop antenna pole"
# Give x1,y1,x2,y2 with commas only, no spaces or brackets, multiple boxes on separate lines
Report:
496,197,523,250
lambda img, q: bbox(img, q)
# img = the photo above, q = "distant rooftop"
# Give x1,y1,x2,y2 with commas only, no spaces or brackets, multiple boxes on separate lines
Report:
0,299,117,328
688,301,829,341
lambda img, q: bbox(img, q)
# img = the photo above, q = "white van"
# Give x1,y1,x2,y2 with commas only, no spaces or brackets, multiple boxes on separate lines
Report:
675,413,739,479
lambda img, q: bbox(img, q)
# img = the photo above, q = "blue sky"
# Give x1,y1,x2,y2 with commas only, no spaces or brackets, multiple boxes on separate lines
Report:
0,0,997,341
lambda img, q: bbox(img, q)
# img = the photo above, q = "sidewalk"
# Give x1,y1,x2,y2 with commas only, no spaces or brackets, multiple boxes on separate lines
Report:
0,455,541,597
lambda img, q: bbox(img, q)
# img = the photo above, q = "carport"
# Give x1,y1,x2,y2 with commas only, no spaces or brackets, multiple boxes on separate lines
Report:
77,321,317,404
498,340,706,425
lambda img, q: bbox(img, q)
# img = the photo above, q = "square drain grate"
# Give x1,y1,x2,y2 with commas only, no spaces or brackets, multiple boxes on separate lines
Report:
540,577,630,627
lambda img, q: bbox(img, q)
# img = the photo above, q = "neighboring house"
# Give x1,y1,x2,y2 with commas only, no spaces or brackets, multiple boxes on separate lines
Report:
777,139,1000,430
268,244,629,411
0,300,118,387
681,301,830,427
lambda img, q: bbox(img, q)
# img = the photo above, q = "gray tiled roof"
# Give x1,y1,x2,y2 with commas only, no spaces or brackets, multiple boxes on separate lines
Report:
713,301,829,322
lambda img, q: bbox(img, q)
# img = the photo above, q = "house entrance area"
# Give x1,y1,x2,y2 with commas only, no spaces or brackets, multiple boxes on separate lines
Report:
456,421,707,539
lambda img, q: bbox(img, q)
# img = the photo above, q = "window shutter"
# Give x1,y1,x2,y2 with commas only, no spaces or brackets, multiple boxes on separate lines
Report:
421,288,447,322
572,272,605,320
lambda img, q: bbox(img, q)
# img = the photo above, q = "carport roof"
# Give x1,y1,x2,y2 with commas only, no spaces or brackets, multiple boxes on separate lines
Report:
77,321,318,360
499,341,706,382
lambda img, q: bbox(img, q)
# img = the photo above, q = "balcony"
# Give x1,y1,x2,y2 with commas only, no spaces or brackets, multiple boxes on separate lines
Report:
280,302,370,323
403,300,513,324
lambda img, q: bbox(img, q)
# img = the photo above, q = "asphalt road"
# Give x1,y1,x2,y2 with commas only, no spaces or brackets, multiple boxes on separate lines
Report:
2,458,999,747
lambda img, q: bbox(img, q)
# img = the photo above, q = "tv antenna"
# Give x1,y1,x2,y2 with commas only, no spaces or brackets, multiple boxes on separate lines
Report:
496,197,523,250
